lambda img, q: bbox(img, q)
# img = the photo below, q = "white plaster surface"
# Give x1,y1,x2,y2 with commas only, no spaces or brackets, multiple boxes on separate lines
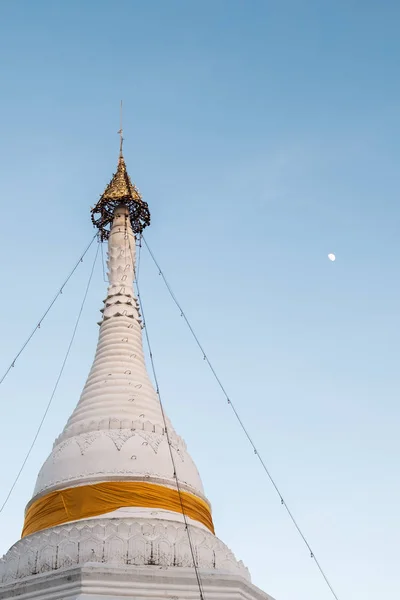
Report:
0,516,250,584
33,206,204,500
0,204,273,599
0,564,275,600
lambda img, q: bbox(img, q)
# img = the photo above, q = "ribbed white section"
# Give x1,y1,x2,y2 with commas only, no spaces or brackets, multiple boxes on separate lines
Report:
32,205,204,499
63,205,170,434
61,314,169,434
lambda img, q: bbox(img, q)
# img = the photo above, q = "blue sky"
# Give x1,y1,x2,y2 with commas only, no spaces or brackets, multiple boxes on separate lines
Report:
0,1,400,598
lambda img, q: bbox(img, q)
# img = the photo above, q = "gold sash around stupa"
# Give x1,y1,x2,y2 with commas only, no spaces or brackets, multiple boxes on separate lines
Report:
22,481,214,538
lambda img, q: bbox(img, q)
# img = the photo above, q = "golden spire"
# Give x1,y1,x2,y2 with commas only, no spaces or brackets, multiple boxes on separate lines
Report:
100,152,141,204
90,107,151,241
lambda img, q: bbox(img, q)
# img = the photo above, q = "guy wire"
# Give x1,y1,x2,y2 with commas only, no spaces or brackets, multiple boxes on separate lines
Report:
101,240,108,282
0,233,98,389
125,225,205,600
142,235,340,600
0,242,100,514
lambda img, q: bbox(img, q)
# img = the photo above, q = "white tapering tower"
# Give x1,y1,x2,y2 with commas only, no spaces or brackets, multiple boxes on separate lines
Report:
0,146,275,600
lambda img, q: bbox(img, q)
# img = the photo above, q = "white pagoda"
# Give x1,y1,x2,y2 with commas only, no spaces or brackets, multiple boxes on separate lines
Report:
0,145,274,600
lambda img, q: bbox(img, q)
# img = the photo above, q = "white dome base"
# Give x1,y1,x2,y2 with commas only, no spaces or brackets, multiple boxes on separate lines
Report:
0,516,251,585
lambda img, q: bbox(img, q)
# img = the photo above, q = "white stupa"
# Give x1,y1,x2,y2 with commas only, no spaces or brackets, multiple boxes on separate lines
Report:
0,144,275,600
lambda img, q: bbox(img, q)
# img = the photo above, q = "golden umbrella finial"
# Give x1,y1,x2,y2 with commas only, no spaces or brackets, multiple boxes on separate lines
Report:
90,104,151,241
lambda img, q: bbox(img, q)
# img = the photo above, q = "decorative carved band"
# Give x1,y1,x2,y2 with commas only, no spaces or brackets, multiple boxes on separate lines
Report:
0,517,250,585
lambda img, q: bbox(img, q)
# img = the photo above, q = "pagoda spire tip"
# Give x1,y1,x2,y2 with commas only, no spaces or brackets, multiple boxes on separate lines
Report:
90,105,151,241
118,100,124,158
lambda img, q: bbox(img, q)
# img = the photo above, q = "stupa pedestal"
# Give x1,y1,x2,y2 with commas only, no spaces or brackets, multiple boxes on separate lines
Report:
0,564,272,600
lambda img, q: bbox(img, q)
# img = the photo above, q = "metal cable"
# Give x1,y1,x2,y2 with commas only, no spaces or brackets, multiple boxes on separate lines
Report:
0,233,98,389
127,229,205,600
0,242,100,515
142,235,340,600
100,240,108,282
136,235,142,282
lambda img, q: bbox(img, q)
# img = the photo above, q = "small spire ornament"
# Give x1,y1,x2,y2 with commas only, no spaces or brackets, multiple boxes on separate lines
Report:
91,104,150,241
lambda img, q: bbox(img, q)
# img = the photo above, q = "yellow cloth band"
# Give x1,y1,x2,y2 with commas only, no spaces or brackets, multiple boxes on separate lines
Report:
22,481,214,538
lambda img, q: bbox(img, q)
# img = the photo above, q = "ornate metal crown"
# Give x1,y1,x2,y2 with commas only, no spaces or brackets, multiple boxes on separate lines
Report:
91,153,150,241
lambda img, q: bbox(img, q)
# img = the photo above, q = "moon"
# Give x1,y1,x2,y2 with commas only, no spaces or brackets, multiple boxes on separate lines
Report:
328,253,336,262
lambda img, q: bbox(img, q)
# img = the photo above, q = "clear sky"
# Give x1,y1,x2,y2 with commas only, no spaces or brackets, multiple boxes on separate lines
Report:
0,1,399,599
